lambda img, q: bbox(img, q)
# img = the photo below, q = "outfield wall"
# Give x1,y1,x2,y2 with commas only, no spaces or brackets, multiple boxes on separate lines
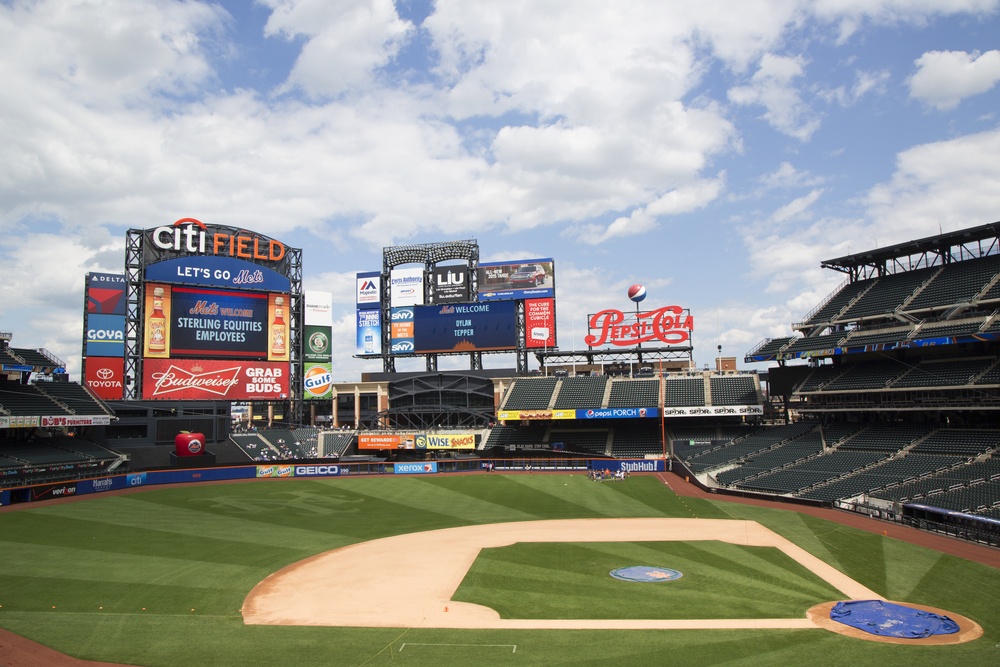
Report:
0,458,666,506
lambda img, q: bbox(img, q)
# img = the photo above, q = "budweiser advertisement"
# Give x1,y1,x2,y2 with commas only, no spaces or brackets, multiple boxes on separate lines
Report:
142,359,289,400
84,357,125,401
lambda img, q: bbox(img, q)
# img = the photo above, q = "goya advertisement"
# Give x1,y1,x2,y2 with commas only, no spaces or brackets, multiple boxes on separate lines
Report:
143,283,289,361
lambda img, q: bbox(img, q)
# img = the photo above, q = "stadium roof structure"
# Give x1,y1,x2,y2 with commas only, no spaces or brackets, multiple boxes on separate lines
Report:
821,220,1000,280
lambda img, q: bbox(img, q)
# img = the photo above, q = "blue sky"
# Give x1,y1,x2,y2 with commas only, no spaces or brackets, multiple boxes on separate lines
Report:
2,0,1000,380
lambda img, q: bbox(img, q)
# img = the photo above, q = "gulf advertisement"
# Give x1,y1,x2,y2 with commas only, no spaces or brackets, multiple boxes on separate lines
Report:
84,356,125,401
141,359,289,400
256,464,348,478
143,283,289,361
357,309,383,356
411,301,516,353
524,298,556,349
144,255,291,292
303,363,333,400
477,258,555,301
390,267,424,307
85,313,125,357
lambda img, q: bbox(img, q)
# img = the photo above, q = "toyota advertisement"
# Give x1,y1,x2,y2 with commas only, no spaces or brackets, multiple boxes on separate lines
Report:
84,356,124,401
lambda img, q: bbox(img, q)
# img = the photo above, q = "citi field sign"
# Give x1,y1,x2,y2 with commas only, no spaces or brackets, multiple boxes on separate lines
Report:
146,218,286,264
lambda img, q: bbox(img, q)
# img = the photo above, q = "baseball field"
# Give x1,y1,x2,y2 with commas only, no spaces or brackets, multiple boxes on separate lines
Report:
0,471,998,666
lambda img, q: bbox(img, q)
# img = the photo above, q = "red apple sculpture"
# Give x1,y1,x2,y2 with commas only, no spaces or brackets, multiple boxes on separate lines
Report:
174,431,205,457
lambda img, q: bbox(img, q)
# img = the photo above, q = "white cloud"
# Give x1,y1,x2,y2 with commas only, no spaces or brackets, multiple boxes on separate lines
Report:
772,188,824,224
909,49,1000,110
728,53,821,140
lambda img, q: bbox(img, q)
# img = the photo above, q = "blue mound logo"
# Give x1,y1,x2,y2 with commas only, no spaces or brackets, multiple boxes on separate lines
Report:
610,566,683,582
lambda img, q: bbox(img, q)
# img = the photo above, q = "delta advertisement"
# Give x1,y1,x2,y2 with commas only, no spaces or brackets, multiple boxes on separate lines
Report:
86,273,126,315
144,255,291,292
357,309,383,356
524,298,556,349
390,267,424,307
411,301,517,353
142,283,289,361
477,258,555,301
141,359,289,400
85,314,125,357
84,356,125,401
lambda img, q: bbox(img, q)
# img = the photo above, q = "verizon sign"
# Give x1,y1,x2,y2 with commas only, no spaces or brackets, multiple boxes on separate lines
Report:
584,305,693,347
142,359,289,400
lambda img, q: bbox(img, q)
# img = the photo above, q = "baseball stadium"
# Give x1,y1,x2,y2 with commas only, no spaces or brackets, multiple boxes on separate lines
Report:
2,220,1000,666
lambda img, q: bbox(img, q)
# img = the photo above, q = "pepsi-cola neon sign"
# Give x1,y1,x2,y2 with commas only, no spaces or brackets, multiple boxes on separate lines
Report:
584,305,693,347
150,218,286,262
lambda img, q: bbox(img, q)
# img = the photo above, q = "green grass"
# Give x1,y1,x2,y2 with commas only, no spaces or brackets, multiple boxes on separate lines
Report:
454,540,842,619
0,474,998,666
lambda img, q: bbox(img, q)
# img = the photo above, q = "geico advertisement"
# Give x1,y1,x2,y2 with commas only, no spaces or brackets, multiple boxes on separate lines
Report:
143,359,289,400
415,433,477,449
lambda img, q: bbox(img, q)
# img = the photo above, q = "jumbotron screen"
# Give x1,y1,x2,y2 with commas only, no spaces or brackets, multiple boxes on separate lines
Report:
142,283,289,361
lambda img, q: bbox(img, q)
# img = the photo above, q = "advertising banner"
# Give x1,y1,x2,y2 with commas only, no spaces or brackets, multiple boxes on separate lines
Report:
584,305,694,348
86,273,126,315
477,258,555,301
144,256,291,292
143,284,288,361
85,314,126,357
305,324,332,363
303,363,333,400
497,409,577,421
358,433,411,449
388,307,413,355
0,416,39,429
305,291,333,326
591,459,665,473
412,301,516,353
577,407,659,419
357,309,383,355
356,271,381,309
84,356,125,401
141,218,289,274
40,415,112,427
390,267,424,307
256,465,295,478
292,464,345,477
525,298,556,349
142,359,289,400
414,433,476,449
431,265,470,303
394,461,437,474
660,405,763,417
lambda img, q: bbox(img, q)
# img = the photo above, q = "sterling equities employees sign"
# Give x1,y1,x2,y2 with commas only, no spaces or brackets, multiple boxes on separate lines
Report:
584,305,693,347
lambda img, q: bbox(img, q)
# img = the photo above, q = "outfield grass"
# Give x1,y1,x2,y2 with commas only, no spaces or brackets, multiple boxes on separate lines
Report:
0,473,997,666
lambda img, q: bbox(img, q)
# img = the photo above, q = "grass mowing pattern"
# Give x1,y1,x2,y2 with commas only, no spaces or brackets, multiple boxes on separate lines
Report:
453,541,842,619
0,474,998,666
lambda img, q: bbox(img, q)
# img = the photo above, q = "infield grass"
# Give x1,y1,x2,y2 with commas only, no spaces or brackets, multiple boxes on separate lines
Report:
0,473,998,667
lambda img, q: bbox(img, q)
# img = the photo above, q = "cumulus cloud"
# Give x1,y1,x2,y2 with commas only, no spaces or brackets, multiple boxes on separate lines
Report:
728,53,821,140
909,49,1000,110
